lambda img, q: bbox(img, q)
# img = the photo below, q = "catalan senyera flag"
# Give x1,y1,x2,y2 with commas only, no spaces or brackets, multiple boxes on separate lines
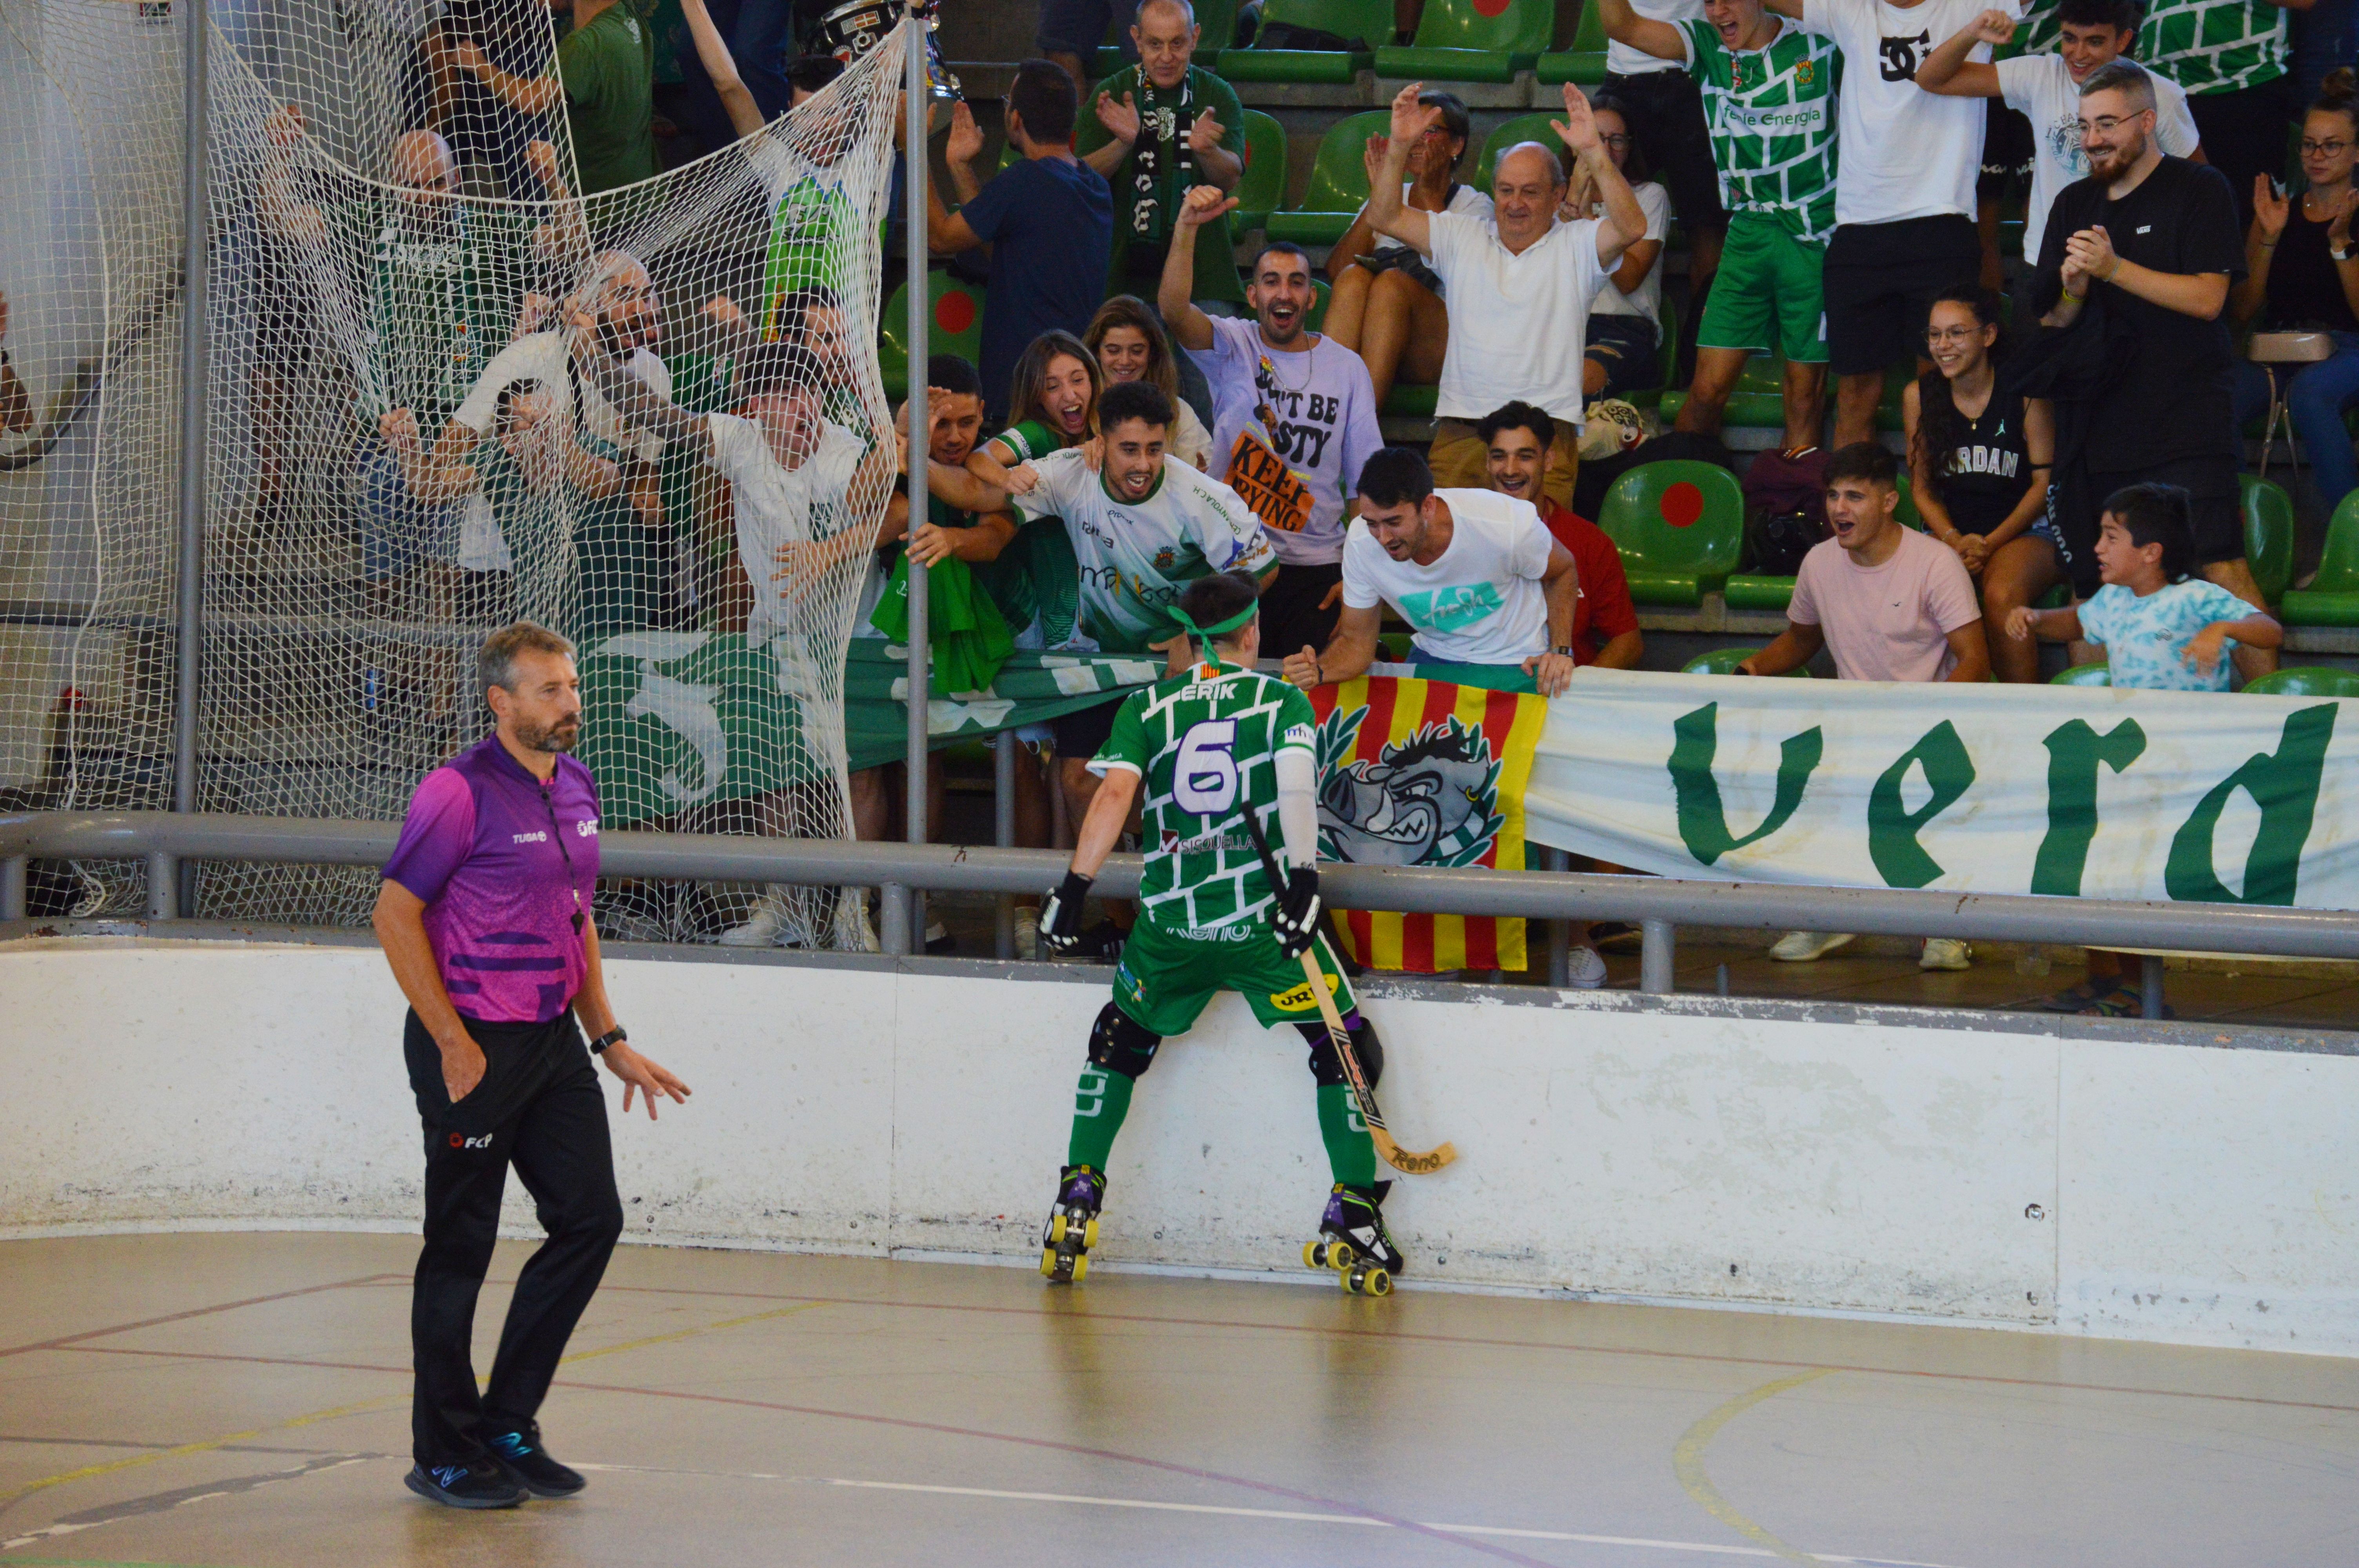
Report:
1309,674,1552,973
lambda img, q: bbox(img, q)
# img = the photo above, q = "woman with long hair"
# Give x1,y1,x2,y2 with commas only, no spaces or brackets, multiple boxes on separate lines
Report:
2232,68,2359,514
1323,89,1483,406
1903,285,2058,682
968,330,1102,498
1083,296,1212,469
1571,95,1669,400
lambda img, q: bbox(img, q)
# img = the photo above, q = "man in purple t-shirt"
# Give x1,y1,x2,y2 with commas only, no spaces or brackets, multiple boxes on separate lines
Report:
373,621,689,1511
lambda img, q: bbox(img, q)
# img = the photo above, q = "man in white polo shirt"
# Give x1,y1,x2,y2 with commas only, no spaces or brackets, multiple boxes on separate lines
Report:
1361,80,1650,510
1281,446,1582,697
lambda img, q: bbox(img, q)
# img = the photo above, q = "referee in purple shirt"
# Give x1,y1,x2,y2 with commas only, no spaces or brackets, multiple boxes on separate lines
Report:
374,621,689,1510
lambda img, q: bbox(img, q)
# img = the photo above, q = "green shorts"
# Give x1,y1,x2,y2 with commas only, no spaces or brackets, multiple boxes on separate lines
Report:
1697,212,1829,365
1111,920,1358,1038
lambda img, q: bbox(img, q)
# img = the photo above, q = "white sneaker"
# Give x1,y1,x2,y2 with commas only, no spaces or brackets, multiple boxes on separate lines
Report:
717,904,781,947
1014,907,1041,961
1566,946,1608,989
1769,931,1856,963
1919,937,1973,971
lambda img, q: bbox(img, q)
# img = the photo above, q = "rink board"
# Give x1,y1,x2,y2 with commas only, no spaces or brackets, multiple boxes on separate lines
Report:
3,938,2355,1357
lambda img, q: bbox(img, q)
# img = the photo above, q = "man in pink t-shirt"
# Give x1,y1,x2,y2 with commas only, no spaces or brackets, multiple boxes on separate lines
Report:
1736,443,1990,968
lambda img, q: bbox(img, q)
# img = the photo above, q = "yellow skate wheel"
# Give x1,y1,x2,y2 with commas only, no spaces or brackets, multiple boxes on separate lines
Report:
1071,1252,1090,1283
1303,1241,1321,1269
1363,1268,1393,1297
1325,1240,1356,1271
1040,1247,1061,1279
1081,1217,1099,1250
1049,1213,1069,1246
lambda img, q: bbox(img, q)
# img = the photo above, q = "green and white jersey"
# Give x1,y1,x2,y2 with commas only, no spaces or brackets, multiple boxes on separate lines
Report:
1015,449,1277,655
2005,0,2058,58
747,137,882,336
2138,0,2286,94
332,201,536,425
1090,659,1317,933
1679,18,1843,244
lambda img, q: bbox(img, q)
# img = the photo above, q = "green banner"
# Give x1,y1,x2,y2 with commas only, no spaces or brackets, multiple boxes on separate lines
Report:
578,632,1160,826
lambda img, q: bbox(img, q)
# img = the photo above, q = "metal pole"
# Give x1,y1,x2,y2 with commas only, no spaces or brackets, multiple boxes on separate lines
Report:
1543,846,1569,988
1640,918,1676,995
171,0,209,918
994,731,1017,959
146,851,178,922
0,855,25,921
899,11,931,956
2141,953,2166,1020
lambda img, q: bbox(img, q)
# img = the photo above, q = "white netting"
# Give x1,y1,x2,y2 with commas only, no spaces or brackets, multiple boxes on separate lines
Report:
0,0,903,945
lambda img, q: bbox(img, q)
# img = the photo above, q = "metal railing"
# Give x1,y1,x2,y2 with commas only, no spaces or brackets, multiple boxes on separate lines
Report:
7,812,2355,1018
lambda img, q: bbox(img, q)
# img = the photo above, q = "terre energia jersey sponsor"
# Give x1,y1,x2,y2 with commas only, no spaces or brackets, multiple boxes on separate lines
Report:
1014,449,1277,654
1679,17,1844,244
1090,659,1318,932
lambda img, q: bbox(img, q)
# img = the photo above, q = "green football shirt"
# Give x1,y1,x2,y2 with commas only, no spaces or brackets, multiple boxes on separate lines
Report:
985,418,1083,646
2138,0,2286,94
1680,17,1844,245
1091,658,1317,933
333,202,535,426
559,1,657,194
1075,64,1245,303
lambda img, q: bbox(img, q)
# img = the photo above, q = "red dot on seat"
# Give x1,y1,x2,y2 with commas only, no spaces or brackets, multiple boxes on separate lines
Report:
936,292,977,335
1661,481,1704,529
1472,0,1510,15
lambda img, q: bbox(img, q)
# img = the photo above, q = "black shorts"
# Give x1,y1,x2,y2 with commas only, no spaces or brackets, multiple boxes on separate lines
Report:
1601,68,1727,232
1353,245,1447,298
1257,558,1345,656
1051,695,1123,763
1821,214,1983,376
1978,99,2035,199
1585,312,1663,398
2089,456,2245,566
1036,0,1130,58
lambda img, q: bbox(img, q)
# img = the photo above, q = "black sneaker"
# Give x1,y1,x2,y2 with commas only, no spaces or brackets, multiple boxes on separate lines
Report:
405,1460,526,1510
486,1428,586,1498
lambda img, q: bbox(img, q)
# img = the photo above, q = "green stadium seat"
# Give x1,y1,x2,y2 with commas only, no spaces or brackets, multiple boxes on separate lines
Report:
1223,0,1389,82
1232,109,1289,234
2241,665,2359,696
1723,575,1796,613
1308,275,1332,332
1536,0,1611,84
1092,0,1237,77
1597,459,1745,606
1376,0,1553,83
1657,352,1792,429
1474,112,1563,194
1381,383,1438,417
2239,472,2295,605
1376,630,1416,660
2279,488,2359,625
1266,110,1390,245
1681,646,1810,676
2049,662,2112,686
878,271,985,401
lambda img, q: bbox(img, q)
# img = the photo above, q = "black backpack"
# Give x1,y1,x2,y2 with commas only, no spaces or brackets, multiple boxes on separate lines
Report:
1741,446,1829,576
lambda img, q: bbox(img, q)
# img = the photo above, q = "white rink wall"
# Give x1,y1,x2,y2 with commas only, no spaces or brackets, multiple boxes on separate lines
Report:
5,939,2356,1357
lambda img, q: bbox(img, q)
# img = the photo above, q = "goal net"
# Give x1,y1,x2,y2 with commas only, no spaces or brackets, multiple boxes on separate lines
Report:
0,0,905,946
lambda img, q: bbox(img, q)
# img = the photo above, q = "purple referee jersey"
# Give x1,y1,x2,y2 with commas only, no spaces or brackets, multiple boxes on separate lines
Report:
383,734,601,1024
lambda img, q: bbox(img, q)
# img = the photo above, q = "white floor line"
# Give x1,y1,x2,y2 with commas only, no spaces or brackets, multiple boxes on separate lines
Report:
571,1463,1965,1567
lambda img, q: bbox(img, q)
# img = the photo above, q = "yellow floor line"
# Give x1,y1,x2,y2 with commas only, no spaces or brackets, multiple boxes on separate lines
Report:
1671,1367,1837,1566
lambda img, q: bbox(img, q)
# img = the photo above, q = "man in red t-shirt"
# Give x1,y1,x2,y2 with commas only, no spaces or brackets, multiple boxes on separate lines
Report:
1476,402,1643,668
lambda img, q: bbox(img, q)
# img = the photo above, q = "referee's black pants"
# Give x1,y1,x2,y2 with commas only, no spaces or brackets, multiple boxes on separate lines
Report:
403,1008,624,1468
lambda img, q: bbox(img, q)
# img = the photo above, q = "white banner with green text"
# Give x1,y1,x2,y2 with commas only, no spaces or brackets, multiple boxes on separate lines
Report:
1523,670,2359,909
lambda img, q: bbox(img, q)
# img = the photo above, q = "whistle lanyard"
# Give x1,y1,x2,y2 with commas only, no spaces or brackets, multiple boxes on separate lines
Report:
540,782,586,934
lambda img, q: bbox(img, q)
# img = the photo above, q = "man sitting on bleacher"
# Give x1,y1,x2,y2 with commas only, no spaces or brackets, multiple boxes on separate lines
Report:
1282,445,1583,697
1736,443,1985,971
1478,402,1643,670
1362,81,1650,509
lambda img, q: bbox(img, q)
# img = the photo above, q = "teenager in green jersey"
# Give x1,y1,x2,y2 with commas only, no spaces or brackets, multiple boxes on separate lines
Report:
1034,570,1402,1285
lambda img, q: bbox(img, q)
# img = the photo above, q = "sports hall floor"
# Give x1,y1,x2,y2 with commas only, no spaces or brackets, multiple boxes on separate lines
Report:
3,1233,2352,1567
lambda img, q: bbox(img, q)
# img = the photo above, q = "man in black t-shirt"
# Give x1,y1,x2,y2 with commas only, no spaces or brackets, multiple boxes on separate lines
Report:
2031,58,2276,675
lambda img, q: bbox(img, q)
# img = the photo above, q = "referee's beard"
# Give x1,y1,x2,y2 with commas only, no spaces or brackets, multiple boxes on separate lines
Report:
514,713,581,754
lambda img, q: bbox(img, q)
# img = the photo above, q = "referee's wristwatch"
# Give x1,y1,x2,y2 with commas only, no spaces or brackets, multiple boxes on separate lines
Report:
589,1025,627,1055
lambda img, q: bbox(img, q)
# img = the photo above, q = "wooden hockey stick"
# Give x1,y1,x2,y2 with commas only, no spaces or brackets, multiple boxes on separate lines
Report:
1239,810,1456,1176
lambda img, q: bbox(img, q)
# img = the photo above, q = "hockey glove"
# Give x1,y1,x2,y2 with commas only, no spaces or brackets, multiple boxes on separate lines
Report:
1272,866,1322,960
1041,870,1093,956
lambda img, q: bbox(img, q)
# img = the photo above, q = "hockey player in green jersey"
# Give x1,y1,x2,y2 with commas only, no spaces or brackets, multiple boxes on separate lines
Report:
1035,570,1403,1288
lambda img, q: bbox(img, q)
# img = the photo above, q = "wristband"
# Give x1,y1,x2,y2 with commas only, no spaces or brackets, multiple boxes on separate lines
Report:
589,1026,627,1054
2061,287,2085,304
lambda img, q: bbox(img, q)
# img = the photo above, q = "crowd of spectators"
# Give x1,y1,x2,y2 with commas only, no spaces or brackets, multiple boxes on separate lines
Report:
241,0,2339,995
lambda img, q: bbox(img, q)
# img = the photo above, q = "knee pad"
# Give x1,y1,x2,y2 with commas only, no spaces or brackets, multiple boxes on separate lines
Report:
1087,1002,1161,1079
1298,1015,1383,1089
